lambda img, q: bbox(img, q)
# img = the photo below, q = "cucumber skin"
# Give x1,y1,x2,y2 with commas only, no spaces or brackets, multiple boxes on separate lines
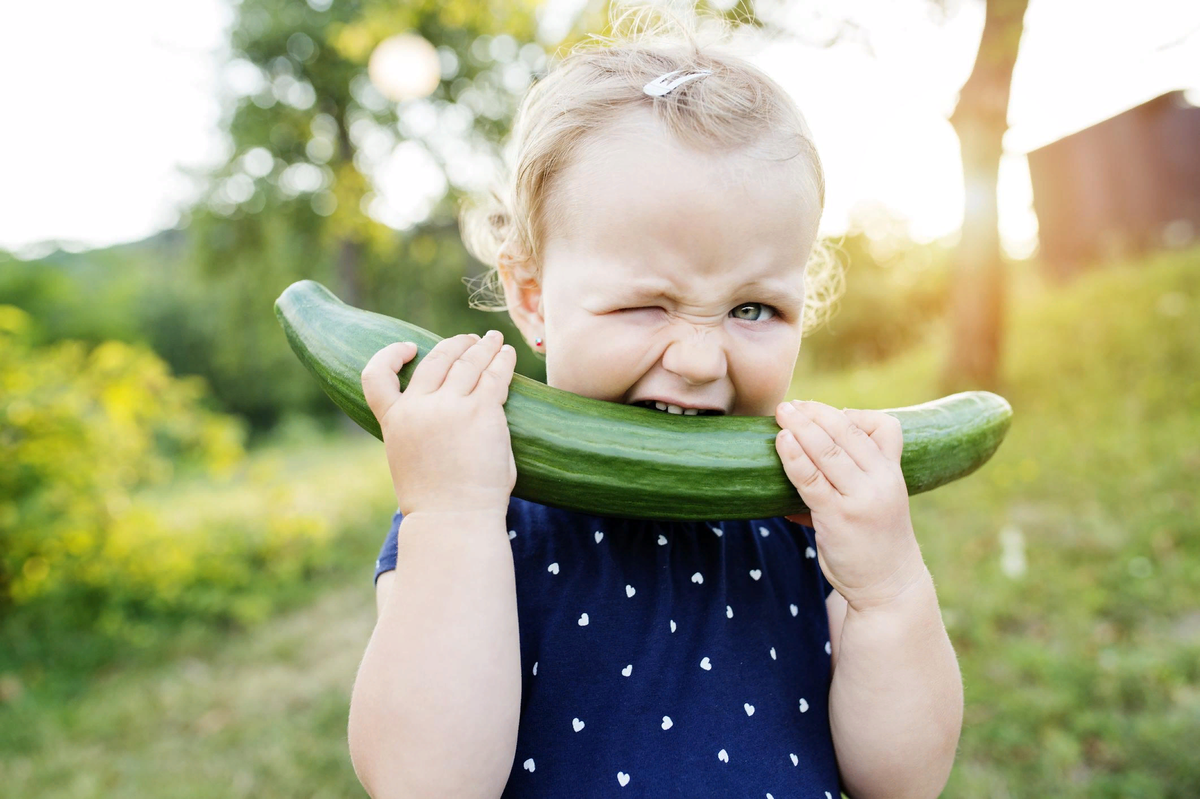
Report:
275,280,1012,521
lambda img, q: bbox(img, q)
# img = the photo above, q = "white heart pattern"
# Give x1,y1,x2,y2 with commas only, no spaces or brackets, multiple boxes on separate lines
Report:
594,531,604,543
825,640,832,655
670,620,677,633
700,656,712,671
710,525,723,537
770,647,777,660
523,758,535,772
718,749,729,763
759,526,770,537
805,546,816,559
744,703,755,716
749,569,761,581
572,717,584,732
658,534,667,546
726,605,733,618
691,572,704,584
626,584,636,598
578,613,589,626
617,771,630,787
547,562,559,574
790,753,799,766
661,716,673,730
790,604,798,617
826,793,833,799
622,664,632,677
508,529,517,540
532,661,538,675
799,697,809,713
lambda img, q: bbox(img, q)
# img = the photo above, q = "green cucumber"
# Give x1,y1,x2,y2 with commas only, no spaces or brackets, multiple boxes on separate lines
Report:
275,279,1012,521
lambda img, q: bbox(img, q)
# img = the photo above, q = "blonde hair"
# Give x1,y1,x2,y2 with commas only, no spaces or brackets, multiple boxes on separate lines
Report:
460,1,842,335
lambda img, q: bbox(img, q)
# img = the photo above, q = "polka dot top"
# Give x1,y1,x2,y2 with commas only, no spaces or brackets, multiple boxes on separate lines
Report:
373,495,843,798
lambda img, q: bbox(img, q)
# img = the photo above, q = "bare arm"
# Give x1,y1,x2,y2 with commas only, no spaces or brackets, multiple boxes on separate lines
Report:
348,510,523,799
826,570,963,798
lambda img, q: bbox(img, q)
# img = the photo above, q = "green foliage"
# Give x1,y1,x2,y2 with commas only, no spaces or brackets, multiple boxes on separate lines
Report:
185,0,550,423
801,229,952,372
0,310,369,671
798,244,1200,797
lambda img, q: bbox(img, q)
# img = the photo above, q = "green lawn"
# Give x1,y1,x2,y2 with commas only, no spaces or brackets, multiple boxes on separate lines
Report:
800,248,1200,797
1,247,1197,797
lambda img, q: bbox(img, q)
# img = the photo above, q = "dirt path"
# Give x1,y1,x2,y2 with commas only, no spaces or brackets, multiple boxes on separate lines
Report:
4,580,379,798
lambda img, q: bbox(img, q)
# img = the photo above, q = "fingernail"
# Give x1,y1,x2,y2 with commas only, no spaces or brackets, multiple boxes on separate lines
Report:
778,402,796,415
486,329,501,339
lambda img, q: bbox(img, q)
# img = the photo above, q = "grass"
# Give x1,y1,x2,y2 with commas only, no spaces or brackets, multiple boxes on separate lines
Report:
796,246,1200,797
1,245,1197,797
0,425,397,798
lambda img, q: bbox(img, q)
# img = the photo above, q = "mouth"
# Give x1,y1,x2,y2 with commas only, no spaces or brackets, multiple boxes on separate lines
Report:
628,400,724,416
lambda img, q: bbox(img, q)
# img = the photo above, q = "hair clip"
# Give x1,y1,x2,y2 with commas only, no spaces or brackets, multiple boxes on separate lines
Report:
642,69,713,97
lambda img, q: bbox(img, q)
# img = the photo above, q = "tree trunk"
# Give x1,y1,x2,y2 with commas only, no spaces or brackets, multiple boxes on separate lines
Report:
943,0,1029,391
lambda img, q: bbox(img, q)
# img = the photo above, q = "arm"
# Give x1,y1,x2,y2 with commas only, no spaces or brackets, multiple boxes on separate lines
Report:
348,509,522,799
774,401,963,798
825,575,963,798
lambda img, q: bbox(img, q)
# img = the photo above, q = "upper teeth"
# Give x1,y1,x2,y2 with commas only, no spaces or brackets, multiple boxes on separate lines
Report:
640,401,704,415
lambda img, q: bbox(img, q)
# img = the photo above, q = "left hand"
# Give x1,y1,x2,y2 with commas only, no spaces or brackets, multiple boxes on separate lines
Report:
774,400,927,610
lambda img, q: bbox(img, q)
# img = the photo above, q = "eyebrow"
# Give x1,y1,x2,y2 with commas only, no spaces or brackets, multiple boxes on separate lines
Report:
615,280,804,309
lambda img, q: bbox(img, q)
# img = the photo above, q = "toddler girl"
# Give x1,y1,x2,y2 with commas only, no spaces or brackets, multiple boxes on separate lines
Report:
349,8,962,798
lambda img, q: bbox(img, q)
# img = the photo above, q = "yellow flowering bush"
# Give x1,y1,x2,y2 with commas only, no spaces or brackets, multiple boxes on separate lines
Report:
0,305,333,645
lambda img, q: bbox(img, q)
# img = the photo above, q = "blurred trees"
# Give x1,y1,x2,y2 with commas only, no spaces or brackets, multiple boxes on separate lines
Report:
186,0,546,427
0,305,245,639
942,0,1030,389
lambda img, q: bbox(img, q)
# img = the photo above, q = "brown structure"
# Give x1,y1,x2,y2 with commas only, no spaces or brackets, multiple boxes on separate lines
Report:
1026,90,1200,278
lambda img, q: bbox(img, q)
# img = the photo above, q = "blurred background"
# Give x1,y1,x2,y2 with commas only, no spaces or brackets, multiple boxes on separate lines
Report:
1,0,1197,796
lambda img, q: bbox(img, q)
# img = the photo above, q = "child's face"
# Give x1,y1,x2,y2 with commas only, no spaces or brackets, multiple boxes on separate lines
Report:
502,109,821,417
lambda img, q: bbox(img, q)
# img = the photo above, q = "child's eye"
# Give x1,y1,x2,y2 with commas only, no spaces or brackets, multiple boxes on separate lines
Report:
731,303,777,322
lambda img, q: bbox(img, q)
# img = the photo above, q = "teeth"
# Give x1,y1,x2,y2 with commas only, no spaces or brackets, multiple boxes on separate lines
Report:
632,400,716,416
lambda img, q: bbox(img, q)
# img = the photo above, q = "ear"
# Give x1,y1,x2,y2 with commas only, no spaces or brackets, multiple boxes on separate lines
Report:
497,253,545,349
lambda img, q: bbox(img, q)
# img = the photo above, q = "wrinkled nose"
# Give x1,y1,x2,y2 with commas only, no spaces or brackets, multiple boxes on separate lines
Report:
661,333,727,385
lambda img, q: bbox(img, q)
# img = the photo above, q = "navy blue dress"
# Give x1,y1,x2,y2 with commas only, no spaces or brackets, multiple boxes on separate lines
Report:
374,496,843,798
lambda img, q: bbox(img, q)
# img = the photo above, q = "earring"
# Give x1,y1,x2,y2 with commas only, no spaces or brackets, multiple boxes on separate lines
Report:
535,337,543,347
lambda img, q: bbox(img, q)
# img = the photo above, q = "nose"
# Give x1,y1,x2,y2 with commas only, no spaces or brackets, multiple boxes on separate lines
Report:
661,330,727,386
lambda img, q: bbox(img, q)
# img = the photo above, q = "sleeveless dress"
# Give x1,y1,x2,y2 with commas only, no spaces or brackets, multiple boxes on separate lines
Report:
374,495,843,798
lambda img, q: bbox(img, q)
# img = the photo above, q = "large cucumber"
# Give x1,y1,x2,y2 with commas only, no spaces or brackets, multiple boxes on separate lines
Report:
275,280,1012,521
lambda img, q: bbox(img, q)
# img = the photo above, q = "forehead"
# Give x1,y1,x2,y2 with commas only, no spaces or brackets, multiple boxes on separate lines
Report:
546,111,820,289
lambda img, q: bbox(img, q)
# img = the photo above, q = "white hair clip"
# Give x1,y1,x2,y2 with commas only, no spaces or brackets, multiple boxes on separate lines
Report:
642,68,713,97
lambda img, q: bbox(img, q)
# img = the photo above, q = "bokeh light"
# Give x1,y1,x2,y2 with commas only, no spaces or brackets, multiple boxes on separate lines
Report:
367,33,441,103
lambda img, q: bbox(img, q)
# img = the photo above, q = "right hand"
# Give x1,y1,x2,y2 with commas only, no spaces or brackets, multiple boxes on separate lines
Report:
361,330,518,518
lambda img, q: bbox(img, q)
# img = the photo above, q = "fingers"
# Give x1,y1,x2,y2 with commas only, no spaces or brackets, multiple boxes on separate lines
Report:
775,424,838,504
774,401,863,493
361,341,419,421
796,402,886,471
843,409,904,462
477,339,518,404
442,330,508,396
404,333,481,395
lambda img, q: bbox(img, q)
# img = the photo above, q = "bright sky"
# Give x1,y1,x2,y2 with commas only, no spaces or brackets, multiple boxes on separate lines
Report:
0,0,1197,259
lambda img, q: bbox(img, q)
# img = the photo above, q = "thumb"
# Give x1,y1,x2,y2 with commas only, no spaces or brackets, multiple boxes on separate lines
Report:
360,342,417,421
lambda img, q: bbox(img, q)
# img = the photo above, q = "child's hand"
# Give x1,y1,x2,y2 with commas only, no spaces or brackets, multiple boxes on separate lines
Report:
774,400,926,610
361,331,518,518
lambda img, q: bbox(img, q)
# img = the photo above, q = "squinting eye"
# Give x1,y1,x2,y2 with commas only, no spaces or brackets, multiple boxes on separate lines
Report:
731,303,777,322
